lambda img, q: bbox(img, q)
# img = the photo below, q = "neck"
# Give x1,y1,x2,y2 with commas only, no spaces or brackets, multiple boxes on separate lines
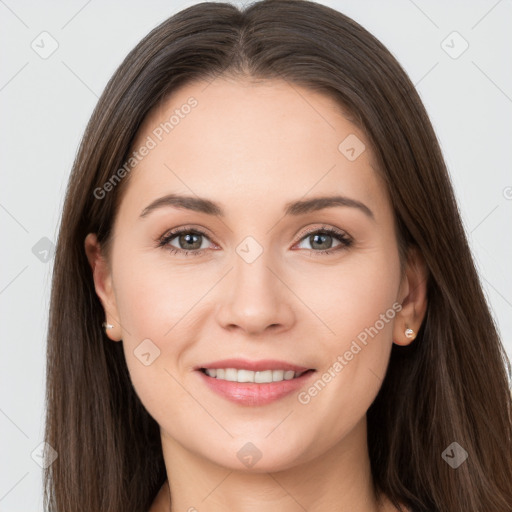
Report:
159,416,385,512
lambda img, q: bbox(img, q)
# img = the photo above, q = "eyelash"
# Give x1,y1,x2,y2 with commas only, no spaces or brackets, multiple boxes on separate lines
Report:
157,224,353,257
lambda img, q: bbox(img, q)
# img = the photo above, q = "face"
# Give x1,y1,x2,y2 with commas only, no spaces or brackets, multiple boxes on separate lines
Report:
86,77,424,473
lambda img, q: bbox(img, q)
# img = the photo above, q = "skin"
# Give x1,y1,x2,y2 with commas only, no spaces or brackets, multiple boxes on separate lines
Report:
85,77,427,512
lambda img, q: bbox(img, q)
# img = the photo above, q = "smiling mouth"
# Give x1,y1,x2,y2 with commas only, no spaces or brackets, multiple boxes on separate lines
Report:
198,368,315,383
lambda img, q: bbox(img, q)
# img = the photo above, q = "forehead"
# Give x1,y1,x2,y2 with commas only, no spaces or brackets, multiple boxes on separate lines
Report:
119,77,389,222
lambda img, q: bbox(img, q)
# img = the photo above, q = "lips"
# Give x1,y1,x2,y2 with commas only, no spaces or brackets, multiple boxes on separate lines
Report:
193,358,316,406
196,366,316,406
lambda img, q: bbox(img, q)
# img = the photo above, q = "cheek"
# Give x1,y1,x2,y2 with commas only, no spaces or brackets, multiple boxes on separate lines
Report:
114,248,209,339
294,243,401,352
332,247,400,363
335,260,399,345
296,251,400,435
111,255,196,406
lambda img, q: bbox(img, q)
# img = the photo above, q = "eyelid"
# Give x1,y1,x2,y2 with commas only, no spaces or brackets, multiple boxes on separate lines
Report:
294,224,351,243
159,224,215,243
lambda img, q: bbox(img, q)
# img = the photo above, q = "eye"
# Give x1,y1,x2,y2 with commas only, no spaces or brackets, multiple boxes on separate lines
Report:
157,227,214,257
294,225,352,255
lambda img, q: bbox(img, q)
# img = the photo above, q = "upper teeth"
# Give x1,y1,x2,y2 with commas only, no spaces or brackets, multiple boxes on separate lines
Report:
204,368,301,383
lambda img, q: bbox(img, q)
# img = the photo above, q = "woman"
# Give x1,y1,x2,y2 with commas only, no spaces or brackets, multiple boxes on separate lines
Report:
43,1,512,511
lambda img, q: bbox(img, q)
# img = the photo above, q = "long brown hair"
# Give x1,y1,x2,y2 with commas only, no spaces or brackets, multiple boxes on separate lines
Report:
44,1,512,510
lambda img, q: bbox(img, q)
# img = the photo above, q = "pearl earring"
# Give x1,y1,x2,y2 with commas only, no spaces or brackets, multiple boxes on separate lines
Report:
102,322,114,331
405,327,415,339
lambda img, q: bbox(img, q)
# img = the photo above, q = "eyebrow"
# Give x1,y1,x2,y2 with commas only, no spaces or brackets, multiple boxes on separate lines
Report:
139,193,374,220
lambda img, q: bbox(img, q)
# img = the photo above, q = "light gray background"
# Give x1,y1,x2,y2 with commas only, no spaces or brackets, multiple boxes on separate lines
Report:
1,1,511,510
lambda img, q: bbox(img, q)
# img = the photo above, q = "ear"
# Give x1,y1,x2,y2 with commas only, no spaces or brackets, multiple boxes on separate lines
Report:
393,245,428,346
84,233,122,342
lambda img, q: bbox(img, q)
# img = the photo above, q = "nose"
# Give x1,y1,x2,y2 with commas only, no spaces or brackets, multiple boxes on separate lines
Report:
215,250,296,336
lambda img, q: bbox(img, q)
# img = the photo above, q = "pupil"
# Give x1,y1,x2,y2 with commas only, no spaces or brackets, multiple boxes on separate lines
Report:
180,233,201,249
311,233,332,250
